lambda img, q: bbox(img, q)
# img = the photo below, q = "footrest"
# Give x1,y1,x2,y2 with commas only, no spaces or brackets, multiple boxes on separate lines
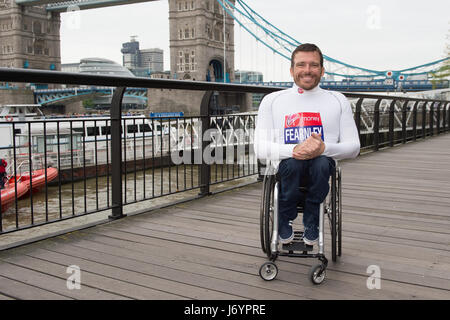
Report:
293,231,303,240
282,240,314,252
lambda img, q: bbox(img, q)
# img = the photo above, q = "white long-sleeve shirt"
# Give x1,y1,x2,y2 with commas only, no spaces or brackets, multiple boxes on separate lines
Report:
254,84,360,163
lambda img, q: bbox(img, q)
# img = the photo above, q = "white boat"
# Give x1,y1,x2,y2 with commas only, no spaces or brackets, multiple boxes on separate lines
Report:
0,104,200,173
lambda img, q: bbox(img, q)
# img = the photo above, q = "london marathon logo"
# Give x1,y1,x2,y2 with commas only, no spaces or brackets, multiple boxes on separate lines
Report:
284,112,324,144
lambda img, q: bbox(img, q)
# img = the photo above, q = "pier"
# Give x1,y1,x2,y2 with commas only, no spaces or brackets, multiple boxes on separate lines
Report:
0,66,449,302
0,133,449,300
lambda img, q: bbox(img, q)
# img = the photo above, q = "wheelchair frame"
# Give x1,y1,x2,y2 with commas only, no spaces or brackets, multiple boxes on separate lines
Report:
259,165,342,284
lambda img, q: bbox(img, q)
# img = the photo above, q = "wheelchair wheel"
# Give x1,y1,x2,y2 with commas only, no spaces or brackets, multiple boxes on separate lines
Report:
309,263,326,285
327,166,343,262
337,167,342,257
259,262,278,281
259,175,268,254
330,168,338,262
259,174,276,259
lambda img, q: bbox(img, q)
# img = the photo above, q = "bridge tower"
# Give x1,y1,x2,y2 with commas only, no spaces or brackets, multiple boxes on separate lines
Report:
0,0,61,72
168,0,235,82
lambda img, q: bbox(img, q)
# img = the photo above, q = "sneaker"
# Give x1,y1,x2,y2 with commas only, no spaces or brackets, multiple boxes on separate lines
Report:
279,220,294,244
303,226,319,246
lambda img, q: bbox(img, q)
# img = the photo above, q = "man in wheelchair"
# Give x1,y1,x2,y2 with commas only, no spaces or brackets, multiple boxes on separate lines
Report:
255,43,360,247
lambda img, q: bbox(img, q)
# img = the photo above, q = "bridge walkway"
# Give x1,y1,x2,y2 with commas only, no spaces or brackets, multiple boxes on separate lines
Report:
0,134,449,300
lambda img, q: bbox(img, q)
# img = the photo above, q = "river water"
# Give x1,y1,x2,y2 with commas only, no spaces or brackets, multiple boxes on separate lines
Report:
0,163,259,248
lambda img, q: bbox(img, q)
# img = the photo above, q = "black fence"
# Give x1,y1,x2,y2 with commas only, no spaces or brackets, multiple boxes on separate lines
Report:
0,68,449,235
347,93,450,152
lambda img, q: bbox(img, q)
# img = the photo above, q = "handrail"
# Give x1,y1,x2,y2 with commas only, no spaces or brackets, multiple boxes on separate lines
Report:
1,68,447,103
0,68,280,94
0,67,449,235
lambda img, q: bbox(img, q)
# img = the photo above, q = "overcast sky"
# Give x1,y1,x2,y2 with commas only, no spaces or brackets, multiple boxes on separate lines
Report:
60,0,449,81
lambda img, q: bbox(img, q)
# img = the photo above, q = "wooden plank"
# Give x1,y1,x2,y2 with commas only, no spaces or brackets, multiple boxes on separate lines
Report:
0,275,70,300
83,222,450,297
41,231,411,300
0,253,188,300
0,260,128,300
14,247,236,300
0,134,449,300
35,237,306,300
0,293,14,300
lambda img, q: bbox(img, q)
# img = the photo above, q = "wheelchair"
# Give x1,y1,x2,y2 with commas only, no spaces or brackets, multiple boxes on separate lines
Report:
258,162,342,285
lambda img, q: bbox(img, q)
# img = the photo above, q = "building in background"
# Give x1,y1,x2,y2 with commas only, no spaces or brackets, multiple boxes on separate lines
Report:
140,48,163,73
79,57,135,77
168,0,235,82
61,63,80,73
150,71,171,79
0,1,61,72
61,58,145,110
121,36,141,69
234,70,264,110
121,37,164,77
234,70,263,83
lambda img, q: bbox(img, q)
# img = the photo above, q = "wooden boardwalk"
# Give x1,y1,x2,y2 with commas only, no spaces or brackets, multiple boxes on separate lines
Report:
0,134,449,300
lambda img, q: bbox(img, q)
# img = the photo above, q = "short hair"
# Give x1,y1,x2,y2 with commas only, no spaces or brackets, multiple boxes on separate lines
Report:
290,43,324,68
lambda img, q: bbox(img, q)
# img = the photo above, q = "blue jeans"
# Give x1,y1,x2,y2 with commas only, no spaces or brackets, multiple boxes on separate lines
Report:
278,156,335,231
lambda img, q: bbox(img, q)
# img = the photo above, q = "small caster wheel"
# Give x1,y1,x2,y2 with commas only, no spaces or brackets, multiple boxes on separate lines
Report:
259,262,278,281
309,264,326,285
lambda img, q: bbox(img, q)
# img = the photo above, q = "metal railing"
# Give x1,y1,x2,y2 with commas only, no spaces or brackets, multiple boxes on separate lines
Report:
0,68,449,235
347,93,450,152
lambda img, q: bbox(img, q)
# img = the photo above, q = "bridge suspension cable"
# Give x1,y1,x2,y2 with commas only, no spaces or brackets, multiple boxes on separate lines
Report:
217,0,449,81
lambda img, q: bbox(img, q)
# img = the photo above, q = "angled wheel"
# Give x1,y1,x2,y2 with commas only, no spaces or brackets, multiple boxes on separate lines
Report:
259,175,268,254
330,168,338,262
260,174,276,259
337,167,343,257
328,166,343,261
309,264,326,285
259,262,278,281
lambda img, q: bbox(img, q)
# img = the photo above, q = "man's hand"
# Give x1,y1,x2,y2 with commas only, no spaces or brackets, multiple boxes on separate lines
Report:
292,133,325,160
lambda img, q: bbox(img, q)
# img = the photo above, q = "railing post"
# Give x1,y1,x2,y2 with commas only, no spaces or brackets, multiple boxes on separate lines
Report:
422,102,427,139
199,91,213,196
355,98,363,138
436,102,441,135
373,99,381,151
444,103,447,133
444,102,450,131
388,99,396,147
430,103,434,136
109,87,126,220
446,103,450,132
402,100,408,144
412,101,418,141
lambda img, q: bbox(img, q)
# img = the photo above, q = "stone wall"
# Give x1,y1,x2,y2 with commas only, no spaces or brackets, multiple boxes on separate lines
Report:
0,88,34,105
147,88,252,116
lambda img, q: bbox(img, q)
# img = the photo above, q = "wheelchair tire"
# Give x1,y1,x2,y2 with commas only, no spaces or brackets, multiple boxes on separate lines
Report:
337,167,343,257
259,262,278,281
309,263,326,285
260,174,276,258
260,175,268,254
330,168,338,262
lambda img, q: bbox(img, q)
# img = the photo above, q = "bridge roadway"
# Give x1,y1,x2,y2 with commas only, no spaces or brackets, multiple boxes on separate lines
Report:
15,0,158,12
0,134,449,300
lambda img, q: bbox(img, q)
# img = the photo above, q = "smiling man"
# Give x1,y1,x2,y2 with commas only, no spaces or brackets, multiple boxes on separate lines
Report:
254,43,360,245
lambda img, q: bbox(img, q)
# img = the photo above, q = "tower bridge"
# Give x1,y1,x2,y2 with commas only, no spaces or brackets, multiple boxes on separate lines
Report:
0,0,448,109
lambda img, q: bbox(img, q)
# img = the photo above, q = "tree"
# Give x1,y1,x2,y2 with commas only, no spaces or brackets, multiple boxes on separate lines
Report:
430,26,450,89
83,98,94,109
